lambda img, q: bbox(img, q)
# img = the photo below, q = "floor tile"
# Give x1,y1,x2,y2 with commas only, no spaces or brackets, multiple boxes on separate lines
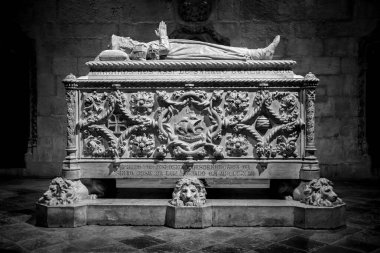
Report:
175,235,219,250
120,235,166,249
333,236,379,253
31,242,84,253
255,243,306,253
202,229,236,241
300,226,361,244
349,229,380,246
247,227,299,242
0,228,49,242
97,226,144,240
18,235,65,251
130,226,167,234
89,242,141,252
147,227,187,242
69,235,119,250
200,243,248,253
225,236,268,250
311,245,362,253
279,235,327,251
143,242,190,253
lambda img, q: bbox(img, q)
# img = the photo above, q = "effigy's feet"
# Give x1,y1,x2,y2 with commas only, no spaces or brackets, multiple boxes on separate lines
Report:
264,35,281,60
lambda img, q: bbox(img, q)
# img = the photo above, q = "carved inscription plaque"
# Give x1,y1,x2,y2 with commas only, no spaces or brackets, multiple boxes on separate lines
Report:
112,163,262,178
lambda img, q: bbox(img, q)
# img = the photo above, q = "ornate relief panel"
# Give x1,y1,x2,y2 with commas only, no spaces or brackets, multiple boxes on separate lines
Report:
77,89,303,160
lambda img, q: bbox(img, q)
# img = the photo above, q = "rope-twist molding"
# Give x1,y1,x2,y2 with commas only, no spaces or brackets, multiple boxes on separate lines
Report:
86,60,297,70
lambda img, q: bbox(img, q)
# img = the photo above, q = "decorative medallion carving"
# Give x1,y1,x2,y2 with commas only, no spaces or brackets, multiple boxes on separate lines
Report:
130,91,154,115
226,134,249,157
169,177,206,207
83,131,107,157
156,89,224,159
129,134,155,158
224,90,249,115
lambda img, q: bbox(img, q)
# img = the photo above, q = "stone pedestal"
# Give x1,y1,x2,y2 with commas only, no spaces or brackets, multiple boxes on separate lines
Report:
36,199,345,229
165,205,212,228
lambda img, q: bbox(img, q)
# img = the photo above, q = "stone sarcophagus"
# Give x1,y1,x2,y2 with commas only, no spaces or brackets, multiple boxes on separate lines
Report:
62,60,320,187
37,22,345,229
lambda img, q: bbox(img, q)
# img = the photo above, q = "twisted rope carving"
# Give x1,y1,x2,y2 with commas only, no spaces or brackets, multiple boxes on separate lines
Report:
235,124,263,143
87,125,118,156
68,78,319,85
86,60,297,70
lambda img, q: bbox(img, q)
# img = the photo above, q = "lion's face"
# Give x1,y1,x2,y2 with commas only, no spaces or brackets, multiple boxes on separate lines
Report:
170,177,206,207
303,178,343,207
320,184,338,202
180,184,199,204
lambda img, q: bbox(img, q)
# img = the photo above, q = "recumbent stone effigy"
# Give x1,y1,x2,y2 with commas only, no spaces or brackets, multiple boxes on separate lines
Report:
36,21,345,229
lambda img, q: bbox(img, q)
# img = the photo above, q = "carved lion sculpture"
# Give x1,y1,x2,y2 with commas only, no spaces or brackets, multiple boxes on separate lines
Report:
302,178,343,207
169,177,206,207
38,177,94,206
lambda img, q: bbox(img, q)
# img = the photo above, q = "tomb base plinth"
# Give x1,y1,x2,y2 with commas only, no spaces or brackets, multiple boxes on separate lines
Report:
36,199,345,229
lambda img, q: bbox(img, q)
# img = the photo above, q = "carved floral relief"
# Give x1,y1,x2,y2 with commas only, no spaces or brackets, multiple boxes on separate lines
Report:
130,91,154,115
129,134,155,158
226,134,249,157
77,89,303,160
224,90,249,115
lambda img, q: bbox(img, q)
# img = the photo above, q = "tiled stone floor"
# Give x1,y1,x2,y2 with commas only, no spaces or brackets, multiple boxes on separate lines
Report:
0,178,379,253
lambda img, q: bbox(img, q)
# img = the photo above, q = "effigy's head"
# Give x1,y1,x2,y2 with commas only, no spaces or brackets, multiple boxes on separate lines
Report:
170,177,206,207
303,178,343,207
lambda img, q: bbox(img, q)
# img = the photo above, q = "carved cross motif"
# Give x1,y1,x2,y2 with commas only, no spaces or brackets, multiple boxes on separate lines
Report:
107,114,126,135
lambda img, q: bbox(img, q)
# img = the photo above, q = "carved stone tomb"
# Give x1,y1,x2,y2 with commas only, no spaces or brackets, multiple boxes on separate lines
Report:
36,27,345,228
62,61,321,184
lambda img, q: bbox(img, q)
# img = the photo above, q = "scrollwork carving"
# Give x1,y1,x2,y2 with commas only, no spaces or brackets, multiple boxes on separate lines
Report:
228,90,303,158
77,89,304,160
78,90,157,158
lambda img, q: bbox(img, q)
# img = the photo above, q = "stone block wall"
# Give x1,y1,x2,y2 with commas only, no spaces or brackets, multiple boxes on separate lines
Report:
16,0,378,178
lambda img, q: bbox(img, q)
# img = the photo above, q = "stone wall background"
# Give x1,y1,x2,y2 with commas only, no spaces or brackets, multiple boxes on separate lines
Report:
10,0,379,178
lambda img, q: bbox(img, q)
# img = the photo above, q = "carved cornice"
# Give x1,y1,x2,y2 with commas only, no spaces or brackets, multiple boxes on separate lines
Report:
86,60,297,71
69,78,318,85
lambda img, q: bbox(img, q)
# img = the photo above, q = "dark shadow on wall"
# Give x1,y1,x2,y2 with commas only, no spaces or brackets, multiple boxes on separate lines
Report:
0,23,35,169
360,22,380,177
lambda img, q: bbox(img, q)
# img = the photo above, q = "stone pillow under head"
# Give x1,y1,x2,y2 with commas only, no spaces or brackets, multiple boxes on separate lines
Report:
97,50,129,61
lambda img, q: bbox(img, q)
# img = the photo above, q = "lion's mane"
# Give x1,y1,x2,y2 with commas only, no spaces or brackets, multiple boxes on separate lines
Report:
169,177,206,207
302,178,343,207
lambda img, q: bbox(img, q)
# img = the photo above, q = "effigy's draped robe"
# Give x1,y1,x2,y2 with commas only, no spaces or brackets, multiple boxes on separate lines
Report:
152,39,262,60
